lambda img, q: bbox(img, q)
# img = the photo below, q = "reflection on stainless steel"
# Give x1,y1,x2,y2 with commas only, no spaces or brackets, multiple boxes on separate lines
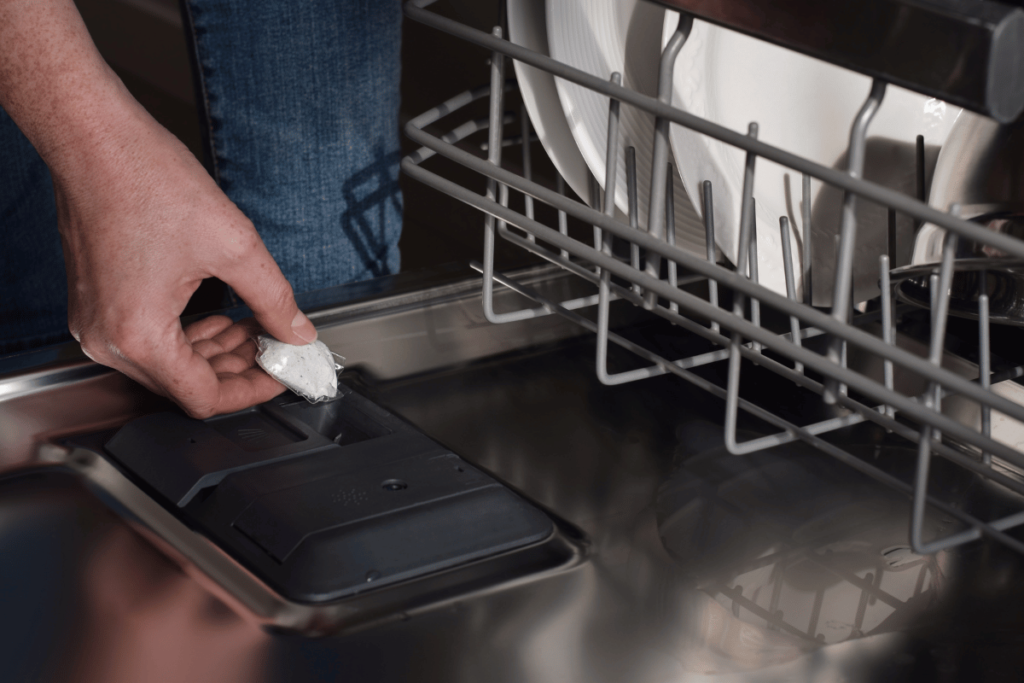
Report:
911,215,1024,264
311,264,597,381
3,270,1024,680
848,325,1024,477
0,469,268,683
893,257,1024,325
357,339,976,682
897,213,1024,325
66,523,268,683
0,369,166,470
901,111,1024,324
922,112,1024,219
657,424,951,658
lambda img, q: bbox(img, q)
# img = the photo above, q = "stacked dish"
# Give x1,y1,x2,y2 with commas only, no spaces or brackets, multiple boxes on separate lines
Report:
509,0,962,300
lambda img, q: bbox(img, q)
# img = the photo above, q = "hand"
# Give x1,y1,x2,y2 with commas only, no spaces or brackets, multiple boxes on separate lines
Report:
0,0,318,418
55,99,317,417
181,316,291,409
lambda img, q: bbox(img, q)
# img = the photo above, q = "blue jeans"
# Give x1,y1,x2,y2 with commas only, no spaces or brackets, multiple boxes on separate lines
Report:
0,0,403,354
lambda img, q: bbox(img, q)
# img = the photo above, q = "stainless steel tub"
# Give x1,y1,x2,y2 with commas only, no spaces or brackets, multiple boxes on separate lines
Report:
2,265,1023,682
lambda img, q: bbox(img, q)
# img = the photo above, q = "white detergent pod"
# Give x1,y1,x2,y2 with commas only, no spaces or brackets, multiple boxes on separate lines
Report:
255,334,343,403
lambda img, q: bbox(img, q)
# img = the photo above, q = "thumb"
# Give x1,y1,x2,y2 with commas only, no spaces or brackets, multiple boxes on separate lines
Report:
219,245,317,346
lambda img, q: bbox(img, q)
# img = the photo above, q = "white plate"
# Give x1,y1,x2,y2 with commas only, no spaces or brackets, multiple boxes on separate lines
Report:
663,13,961,300
508,0,592,205
546,0,706,256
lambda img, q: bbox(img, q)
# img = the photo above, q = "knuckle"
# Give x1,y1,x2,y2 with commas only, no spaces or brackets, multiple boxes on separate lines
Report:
192,339,221,357
78,337,105,364
262,280,296,312
108,325,152,364
78,329,111,363
220,223,262,263
80,333,132,369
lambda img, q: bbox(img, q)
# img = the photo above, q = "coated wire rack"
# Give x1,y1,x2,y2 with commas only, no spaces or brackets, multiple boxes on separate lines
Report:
401,0,1024,556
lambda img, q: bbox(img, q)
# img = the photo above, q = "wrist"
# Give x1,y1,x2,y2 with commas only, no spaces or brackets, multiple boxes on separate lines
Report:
38,71,151,187
0,0,154,187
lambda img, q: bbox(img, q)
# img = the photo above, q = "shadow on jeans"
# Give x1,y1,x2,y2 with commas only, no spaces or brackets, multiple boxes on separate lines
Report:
340,140,402,279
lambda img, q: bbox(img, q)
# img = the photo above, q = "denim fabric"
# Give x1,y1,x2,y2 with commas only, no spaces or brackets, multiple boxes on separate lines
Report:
0,107,72,353
184,0,403,297
0,0,403,353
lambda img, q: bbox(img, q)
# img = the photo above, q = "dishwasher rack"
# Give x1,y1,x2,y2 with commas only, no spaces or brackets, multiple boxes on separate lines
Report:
401,0,1024,556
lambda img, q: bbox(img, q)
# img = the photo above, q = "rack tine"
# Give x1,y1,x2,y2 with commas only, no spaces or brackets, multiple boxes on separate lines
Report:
666,164,678,314
802,174,812,306
481,26,508,323
480,30,574,325
824,79,887,405
599,73,623,263
644,12,694,309
556,174,569,259
910,229,960,554
749,202,761,354
840,325,848,397
520,103,534,230
596,73,625,383
724,122,759,454
929,273,939,326
601,74,622,241
915,134,926,230
627,148,639,231
980,287,992,465
780,216,803,374
627,146,642,294
703,180,719,332
888,207,897,266
832,234,850,396
589,170,602,270
588,171,601,212
880,254,895,419
733,124,759,289
585,170,603,276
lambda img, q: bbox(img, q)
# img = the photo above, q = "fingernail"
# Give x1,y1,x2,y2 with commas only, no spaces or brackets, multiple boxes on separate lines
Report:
291,310,317,344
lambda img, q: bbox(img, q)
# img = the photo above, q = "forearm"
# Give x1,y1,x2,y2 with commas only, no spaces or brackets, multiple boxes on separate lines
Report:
0,0,141,181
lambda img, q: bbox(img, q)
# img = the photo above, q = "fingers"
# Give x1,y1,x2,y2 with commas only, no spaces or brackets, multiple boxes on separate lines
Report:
90,317,282,419
208,339,258,374
184,315,234,344
215,237,316,347
189,317,261,360
81,316,289,418
154,341,278,419
209,351,252,375
212,367,287,414
170,317,285,416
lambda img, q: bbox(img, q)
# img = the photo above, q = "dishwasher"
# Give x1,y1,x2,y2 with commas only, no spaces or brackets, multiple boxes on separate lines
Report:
4,1,1024,681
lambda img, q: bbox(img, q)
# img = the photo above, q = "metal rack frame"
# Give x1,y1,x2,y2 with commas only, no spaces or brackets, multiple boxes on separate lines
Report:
401,0,1024,555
